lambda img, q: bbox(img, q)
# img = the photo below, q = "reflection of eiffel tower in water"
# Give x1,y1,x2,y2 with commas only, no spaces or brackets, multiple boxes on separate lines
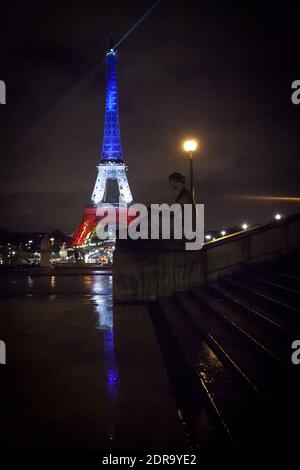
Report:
72,42,133,247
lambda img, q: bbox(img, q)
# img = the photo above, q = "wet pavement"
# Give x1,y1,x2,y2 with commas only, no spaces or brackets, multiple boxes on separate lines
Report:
0,273,186,450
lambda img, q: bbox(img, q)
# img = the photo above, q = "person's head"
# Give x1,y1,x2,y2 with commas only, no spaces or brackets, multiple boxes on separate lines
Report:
168,172,185,192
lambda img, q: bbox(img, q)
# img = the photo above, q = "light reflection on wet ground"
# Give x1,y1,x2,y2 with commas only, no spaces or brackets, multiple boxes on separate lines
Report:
0,273,187,450
0,274,112,296
0,273,120,449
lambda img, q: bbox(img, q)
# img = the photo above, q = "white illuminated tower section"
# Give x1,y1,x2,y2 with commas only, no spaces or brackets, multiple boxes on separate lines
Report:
72,46,133,247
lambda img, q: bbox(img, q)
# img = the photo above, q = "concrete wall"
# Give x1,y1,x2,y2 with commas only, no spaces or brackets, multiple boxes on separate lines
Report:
113,213,300,301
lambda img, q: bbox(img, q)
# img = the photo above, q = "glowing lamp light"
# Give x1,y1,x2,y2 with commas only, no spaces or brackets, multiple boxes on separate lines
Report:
242,223,248,230
183,139,198,153
275,213,282,220
221,230,226,236
182,137,199,199
205,234,211,240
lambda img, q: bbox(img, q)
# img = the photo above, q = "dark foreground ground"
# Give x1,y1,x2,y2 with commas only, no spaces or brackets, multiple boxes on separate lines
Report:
1,252,300,450
0,273,187,450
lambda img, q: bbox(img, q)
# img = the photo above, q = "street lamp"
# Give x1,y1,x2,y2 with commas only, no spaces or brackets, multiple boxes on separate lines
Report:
183,139,198,199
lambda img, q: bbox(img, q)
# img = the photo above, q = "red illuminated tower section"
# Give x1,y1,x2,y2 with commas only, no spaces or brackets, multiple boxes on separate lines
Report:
72,45,133,247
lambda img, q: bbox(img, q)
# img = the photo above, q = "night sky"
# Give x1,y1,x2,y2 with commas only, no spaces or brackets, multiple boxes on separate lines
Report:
0,0,300,233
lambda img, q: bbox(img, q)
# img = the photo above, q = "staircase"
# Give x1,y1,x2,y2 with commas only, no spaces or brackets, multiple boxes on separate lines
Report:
154,250,300,447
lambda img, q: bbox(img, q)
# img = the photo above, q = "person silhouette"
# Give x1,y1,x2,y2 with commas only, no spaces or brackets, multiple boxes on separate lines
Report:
168,172,195,205
168,172,197,233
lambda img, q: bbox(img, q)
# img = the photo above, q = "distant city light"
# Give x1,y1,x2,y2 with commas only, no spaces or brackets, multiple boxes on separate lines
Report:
274,213,282,220
242,223,248,230
205,234,211,240
221,230,226,236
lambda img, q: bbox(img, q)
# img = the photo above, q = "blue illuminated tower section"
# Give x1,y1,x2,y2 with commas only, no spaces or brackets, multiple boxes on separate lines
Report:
102,49,123,161
91,47,133,204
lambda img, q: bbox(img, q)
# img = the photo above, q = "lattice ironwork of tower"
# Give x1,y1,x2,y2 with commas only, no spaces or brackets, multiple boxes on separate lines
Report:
72,46,133,247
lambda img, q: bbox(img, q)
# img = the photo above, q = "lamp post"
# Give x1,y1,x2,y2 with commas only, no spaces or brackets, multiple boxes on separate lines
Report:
183,139,198,199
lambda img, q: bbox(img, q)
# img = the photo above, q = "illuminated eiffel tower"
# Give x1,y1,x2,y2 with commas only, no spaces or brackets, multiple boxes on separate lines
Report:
72,43,133,247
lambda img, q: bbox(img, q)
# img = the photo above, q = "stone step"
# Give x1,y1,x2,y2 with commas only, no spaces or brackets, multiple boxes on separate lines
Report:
178,289,300,431
222,275,300,327
237,275,300,309
156,297,230,447
205,282,299,372
158,296,279,446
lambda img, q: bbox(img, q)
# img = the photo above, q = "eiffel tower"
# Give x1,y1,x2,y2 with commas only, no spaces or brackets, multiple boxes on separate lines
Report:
72,43,133,247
